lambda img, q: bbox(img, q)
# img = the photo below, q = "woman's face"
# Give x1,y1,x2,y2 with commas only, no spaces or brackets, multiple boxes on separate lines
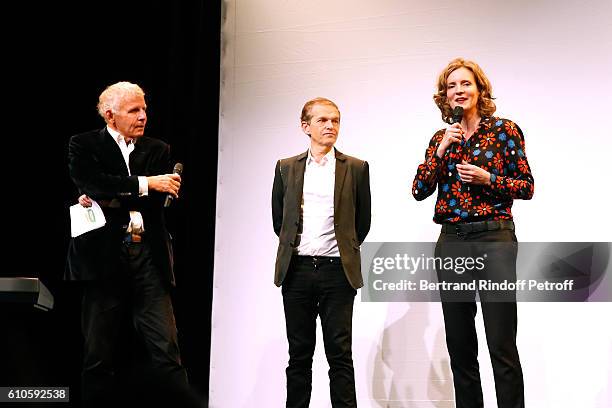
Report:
446,67,480,116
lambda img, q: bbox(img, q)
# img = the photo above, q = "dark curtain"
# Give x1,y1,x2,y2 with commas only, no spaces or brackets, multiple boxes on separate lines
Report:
3,1,220,406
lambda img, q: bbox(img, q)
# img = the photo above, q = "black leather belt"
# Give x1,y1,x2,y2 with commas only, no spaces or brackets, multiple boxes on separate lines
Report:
293,255,341,265
441,220,514,237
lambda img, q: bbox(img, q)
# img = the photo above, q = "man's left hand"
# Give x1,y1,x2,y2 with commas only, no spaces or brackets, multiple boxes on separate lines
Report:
78,194,93,207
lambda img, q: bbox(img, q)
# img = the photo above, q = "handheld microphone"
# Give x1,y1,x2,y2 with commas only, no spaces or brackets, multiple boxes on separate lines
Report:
164,162,183,208
451,106,464,125
449,106,464,163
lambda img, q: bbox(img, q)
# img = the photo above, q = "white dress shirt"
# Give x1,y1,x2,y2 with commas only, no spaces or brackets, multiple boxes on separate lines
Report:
296,148,340,257
107,126,148,234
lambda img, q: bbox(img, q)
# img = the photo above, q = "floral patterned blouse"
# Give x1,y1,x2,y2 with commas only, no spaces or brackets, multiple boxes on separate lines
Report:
412,117,534,224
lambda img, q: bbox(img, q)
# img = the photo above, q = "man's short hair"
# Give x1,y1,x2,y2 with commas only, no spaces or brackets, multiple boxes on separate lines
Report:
300,97,340,124
97,81,145,119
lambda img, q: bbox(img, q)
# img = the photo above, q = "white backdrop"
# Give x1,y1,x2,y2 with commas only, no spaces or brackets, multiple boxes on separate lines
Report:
211,0,612,406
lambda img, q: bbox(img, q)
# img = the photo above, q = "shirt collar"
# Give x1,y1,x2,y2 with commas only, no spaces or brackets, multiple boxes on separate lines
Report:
107,125,136,145
307,147,335,166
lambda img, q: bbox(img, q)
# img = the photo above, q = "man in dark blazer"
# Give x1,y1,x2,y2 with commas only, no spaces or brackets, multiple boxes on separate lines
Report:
66,82,187,407
272,97,371,407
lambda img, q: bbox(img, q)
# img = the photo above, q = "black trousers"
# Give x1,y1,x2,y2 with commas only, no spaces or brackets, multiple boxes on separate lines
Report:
81,239,188,407
435,229,524,408
282,256,357,408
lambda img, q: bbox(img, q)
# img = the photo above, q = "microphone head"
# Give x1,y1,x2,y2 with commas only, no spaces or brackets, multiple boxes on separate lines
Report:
173,162,184,175
451,106,464,124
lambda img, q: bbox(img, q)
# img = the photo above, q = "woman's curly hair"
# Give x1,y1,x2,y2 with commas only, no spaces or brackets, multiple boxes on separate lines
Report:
433,58,496,123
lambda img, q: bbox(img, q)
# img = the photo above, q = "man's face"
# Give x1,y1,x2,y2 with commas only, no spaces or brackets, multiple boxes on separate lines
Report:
301,103,340,149
108,94,147,140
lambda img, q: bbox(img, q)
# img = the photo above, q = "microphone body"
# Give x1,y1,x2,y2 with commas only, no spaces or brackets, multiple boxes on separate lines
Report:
164,163,183,208
449,106,464,164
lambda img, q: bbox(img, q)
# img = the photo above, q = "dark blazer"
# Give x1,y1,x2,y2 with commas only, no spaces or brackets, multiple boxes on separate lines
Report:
272,149,371,289
66,128,176,285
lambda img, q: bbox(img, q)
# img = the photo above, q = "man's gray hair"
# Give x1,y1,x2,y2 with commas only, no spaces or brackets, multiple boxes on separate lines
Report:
97,81,145,120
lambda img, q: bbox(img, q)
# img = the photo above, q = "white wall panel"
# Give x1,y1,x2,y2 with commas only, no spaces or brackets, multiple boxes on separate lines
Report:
212,1,612,406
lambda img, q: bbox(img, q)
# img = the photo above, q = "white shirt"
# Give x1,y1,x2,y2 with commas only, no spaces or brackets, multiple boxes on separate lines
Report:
107,126,148,234
296,148,340,257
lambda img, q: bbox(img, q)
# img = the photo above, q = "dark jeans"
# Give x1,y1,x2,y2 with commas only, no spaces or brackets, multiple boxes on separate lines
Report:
81,240,188,407
282,256,357,408
435,229,524,408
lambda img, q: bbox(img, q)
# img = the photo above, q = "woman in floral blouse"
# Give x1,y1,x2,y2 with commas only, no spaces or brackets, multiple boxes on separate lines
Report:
413,58,533,408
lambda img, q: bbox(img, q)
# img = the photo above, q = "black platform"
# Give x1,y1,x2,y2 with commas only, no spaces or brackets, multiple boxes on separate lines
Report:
0,278,54,311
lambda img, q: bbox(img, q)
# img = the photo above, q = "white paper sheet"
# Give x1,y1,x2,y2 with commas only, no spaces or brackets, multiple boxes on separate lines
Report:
69,200,106,237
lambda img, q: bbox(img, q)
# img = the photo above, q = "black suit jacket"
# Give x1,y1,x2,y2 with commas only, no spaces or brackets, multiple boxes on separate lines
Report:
66,128,176,285
272,149,371,289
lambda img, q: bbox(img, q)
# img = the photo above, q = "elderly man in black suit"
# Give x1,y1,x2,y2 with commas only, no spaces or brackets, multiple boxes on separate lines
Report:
66,82,187,407
272,97,371,408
